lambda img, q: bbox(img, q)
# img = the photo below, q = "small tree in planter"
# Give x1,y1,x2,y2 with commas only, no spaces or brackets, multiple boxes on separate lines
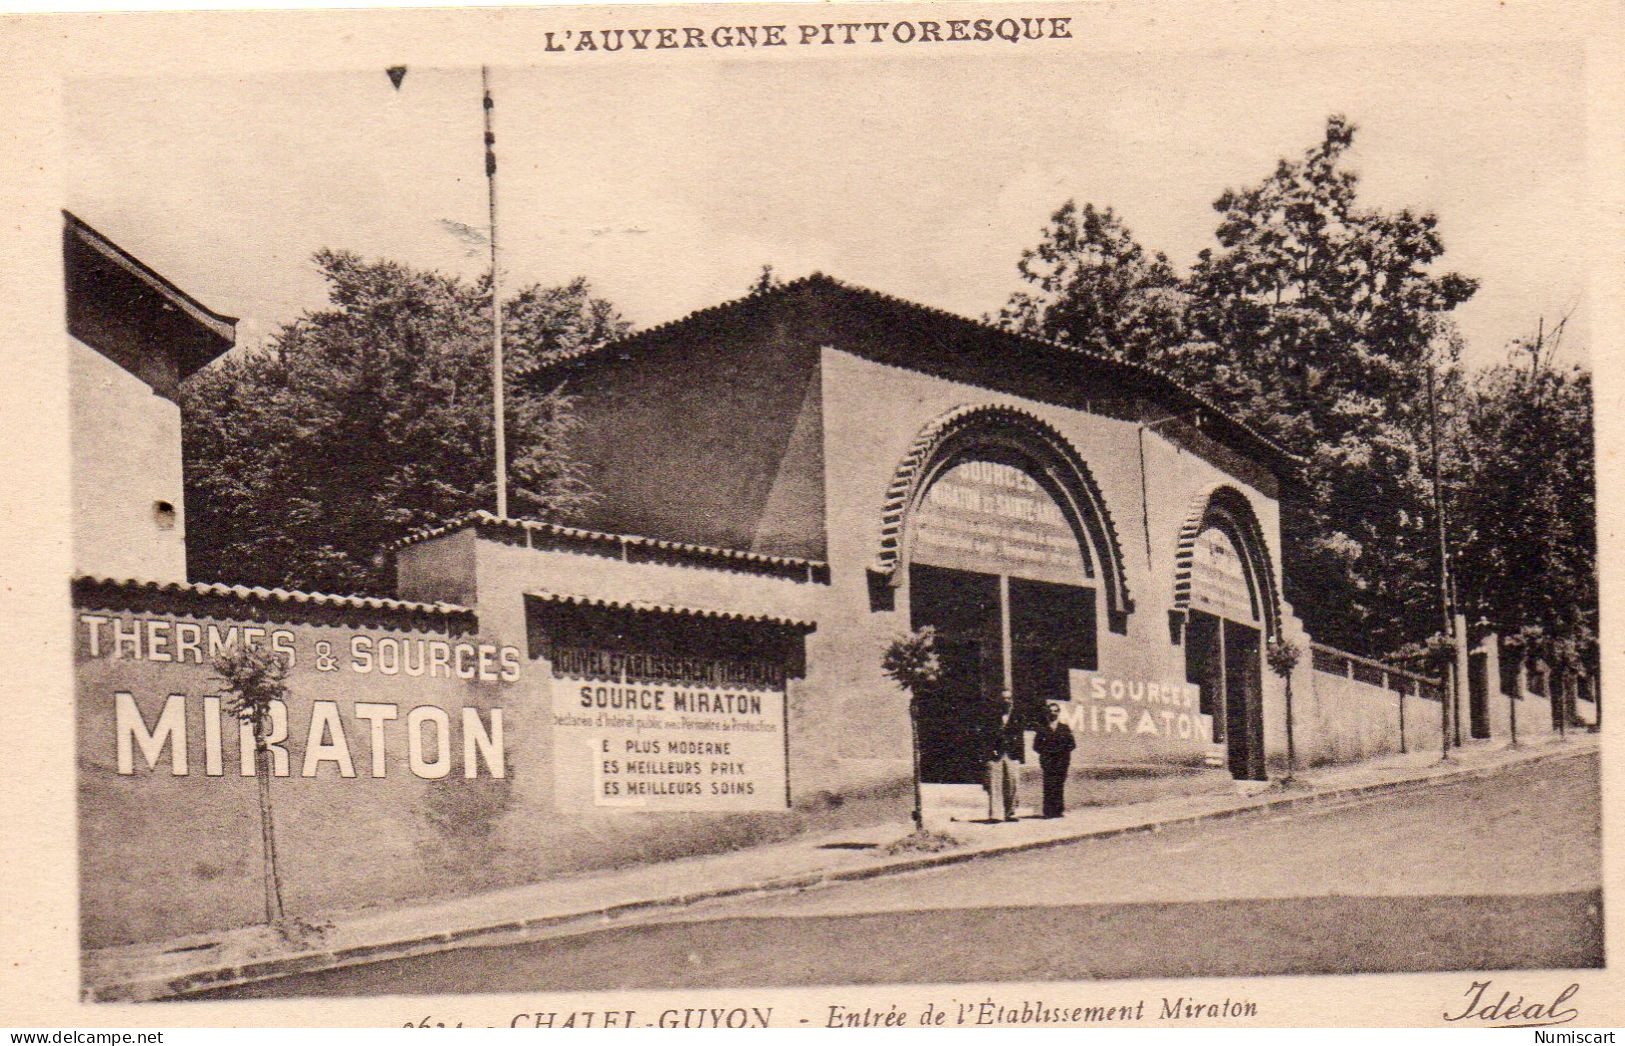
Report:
212,643,298,939
881,626,940,832
1265,637,1302,781
1419,631,1459,762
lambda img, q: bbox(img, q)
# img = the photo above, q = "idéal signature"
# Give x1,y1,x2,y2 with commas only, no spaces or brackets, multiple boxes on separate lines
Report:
1444,980,1580,1028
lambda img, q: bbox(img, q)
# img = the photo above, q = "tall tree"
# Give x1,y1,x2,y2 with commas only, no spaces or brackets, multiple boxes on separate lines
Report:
1452,325,1596,678
181,251,630,595
1185,115,1478,653
995,200,1190,367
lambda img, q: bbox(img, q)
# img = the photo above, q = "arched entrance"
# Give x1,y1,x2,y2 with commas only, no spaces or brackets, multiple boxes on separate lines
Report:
1173,487,1278,781
888,408,1120,786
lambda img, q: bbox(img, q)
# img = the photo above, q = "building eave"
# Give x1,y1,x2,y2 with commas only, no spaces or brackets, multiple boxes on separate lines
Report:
63,210,238,380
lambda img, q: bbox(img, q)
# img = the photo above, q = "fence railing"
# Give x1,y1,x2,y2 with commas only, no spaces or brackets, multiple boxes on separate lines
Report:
1310,641,1444,702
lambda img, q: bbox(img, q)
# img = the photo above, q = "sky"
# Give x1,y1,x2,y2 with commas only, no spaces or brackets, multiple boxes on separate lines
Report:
65,34,1589,369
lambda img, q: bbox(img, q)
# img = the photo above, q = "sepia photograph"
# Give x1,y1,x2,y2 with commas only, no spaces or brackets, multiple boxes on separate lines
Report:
2,0,1618,1030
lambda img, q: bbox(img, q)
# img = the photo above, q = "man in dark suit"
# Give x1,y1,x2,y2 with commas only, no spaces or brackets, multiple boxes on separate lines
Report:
1033,701,1077,818
985,694,1025,821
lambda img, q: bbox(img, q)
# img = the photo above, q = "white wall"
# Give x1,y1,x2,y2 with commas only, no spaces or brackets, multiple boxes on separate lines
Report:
70,336,188,582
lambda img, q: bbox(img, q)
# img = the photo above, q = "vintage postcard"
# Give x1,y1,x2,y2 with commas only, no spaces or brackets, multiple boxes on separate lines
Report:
0,0,1620,1031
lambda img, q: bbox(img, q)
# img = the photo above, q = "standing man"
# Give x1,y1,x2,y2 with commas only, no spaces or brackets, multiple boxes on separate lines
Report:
986,694,1025,822
1033,701,1076,818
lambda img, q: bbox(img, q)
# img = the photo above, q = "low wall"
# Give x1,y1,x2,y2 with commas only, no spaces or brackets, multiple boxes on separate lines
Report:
1510,689,1557,741
1300,671,1442,765
1298,647,1443,766
1298,638,1595,764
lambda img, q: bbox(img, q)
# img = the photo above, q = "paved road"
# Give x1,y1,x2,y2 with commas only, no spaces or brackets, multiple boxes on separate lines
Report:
200,752,1602,997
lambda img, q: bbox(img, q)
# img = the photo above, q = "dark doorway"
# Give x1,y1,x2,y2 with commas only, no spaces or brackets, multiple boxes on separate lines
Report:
1009,577,1096,726
909,563,1001,784
1184,602,1266,778
1468,650,1491,740
1184,610,1224,742
1221,619,1265,781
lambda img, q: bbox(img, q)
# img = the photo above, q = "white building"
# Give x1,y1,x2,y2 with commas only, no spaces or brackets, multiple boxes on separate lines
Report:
64,211,236,582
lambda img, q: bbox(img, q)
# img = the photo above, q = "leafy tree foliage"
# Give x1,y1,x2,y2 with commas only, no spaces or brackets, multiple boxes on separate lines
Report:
998,117,1595,660
1185,115,1478,653
181,251,629,595
1452,332,1596,675
995,200,1189,367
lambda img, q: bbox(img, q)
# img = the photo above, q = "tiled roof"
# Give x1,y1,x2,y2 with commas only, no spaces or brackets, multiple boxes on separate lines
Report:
390,510,830,582
72,575,473,619
524,272,1303,474
527,590,815,630
388,510,609,552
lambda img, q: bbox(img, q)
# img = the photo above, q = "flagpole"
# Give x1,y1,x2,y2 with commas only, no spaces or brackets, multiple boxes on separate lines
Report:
1426,358,1453,761
482,64,508,519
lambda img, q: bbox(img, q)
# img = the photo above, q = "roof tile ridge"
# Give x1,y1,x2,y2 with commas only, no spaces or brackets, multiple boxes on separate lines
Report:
72,574,471,615
391,510,829,570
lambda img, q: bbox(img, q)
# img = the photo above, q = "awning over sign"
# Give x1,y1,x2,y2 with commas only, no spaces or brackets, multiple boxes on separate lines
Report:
525,591,816,631
524,592,814,684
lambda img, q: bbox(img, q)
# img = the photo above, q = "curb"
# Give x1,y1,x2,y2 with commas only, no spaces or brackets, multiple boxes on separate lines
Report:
94,741,1595,1003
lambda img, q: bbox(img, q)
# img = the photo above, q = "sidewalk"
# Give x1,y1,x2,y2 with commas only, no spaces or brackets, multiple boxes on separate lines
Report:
84,734,1598,1002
